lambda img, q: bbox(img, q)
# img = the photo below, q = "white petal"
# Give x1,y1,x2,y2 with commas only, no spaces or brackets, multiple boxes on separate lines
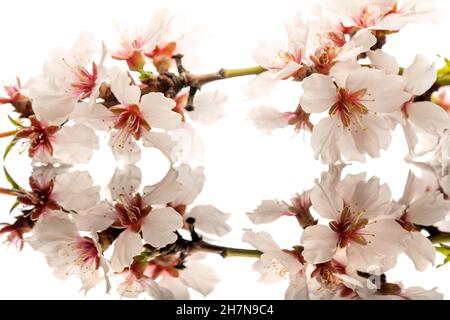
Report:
367,50,399,75
337,29,376,62
408,191,450,225
158,276,189,299
408,101,450,136
365,220,408,257
109,68,141,105
405,232,436,271
186,205,231,236
108,132,142,164
311,170,343,219
179,262,219,296
140,277,175,300
247,200,290,224
248,107,289,133
140,93,181,130
53,171,100,211
253,251,301,284
142,131,176,161
300,74,337,113
242,230,281,252
141,207,183,248
108,165,142,200
402,287,443,300
274,61,302,80
53,124,99,164
171,165,205,206
70,102,114,131
143,168,181,205
31,215,78,251
73,201,116,232
285,272,309,300
170,123,204,163
403,54,436,96
301,225,338,264
111,229,142,272
189,90,227,124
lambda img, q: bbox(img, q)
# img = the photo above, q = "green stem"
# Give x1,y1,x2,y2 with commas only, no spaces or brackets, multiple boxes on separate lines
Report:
196,240,262,258
429,232,450,244
224,247,263,258
437,75,450,87
223,66,267,79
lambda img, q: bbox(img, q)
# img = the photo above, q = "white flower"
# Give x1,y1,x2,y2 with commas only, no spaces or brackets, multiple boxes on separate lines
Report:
144,12,211,72
17,168,99,221
301,170,408,271
248,192,312,225
243,230,308,300
112,9,171,71
253,15,376,80
393,171,450,271
301,62,410,163
154,254,220,299
370,51,450,154
324,0,438,32
16,115,99,165
30,215,109,293
253,15,308,80
116,268,174,299
73,165,183,272
28,33,107,124
81,68,182,163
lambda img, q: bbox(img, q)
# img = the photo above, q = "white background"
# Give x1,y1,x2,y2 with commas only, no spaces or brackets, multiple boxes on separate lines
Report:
0,0,450,299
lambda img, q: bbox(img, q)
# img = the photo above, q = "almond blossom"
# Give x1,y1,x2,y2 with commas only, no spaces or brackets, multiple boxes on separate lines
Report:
248,191,315,228
392,171,450,271
300,62,410,163
28,33,107,124
72,165,183,272
30,215,110,293
301,169,408,272
112,9,171,71
0,168,99,221
148,253,220,299
14,115,99,165
78,68,181,163
243,230,308,300
368,50,450,154
324,0,438,32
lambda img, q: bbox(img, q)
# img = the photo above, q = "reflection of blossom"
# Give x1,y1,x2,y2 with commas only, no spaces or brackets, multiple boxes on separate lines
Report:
30,215,110,293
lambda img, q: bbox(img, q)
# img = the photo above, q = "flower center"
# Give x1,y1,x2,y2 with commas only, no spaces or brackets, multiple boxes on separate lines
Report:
311,44,342,74
70,62,98,98
14,177,61,221
329,87,369,128
146,254,182,280
114,193,151,233
355,5,383,28
16,116,59,157
329,206,369,248
111,104,151,147
146,42,177,71
73,237,100,271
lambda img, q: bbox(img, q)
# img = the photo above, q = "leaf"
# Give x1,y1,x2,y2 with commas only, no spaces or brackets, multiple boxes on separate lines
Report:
7,115,24,128
3,166,21,190
9,201,19,214
436,244,450,268
3,138,17,160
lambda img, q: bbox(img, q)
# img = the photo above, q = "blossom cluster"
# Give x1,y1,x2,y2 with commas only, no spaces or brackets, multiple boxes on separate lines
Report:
1,0,450,300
